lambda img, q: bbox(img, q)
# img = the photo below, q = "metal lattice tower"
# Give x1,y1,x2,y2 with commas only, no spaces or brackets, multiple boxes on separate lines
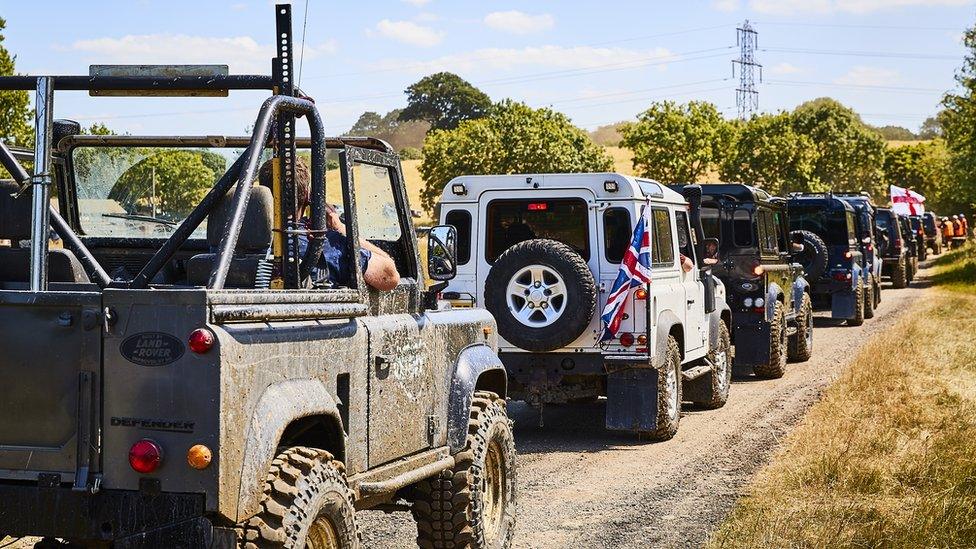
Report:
733,20,762,120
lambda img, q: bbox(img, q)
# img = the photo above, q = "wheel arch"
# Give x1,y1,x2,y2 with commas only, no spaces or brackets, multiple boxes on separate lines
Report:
447,343,507,453
235,378,344,522
791,276,810,316
654,309,684,365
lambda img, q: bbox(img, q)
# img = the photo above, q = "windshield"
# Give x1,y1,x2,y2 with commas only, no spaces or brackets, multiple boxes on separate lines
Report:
789,206,851,244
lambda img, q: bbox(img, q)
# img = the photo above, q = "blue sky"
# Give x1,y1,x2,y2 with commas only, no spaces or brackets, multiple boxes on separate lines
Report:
3,0,974,137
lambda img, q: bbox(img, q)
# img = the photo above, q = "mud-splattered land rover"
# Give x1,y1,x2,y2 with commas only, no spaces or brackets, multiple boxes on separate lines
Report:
0,6,516,548
438,174,732,441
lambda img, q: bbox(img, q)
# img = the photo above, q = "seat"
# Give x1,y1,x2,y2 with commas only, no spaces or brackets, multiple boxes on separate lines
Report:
0,180,90,284
186,186,274,288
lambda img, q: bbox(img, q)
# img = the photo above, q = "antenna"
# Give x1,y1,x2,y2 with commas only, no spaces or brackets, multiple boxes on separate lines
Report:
732,20,762,120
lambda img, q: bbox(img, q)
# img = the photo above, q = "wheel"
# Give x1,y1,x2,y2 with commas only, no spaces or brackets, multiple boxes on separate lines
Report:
412,391,516,549
484,239,596,352
891,256,907,289
791,230,829,281
788,292,814,362
864,275,876,319
239,447,358,549
693,322,732,410
753,301,787,379
906,258,916,283
648,336,682,440
848,280,865,326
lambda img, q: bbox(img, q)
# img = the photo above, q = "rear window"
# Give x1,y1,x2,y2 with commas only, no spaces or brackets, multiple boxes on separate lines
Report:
651,208,675,266
603,208,631,263
701,205,721,241
486,198,589,262
789,206,851,244
733,208,753,247
445,209,472,265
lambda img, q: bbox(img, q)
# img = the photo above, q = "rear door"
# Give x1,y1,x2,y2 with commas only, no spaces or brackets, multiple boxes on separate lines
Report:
0,290,101,483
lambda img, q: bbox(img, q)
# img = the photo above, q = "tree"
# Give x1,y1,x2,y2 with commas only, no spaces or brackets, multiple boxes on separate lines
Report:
349,112,383,135
918,115,943,140
720,112,821,195
619,101,734,183
108,150,226,219
792,98,887,199
347,109,429,151
942,21,976,216
0,17,31,148
419,100,613,212
871,125,916,141
884,140,952,212
399,72,492,131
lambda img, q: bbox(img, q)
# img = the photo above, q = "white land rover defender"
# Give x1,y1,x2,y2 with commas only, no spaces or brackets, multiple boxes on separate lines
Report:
438,174,733,440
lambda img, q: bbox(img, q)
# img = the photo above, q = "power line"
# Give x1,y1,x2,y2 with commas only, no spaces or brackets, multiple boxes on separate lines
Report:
765,79,945,94
761,47,959,61
754,21,963,32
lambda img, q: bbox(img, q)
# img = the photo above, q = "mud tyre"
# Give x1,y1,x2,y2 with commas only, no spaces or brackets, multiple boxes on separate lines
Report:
891,256,908,289
485,239,596,352
753,301,787,379
848,280,865,326
647,336,682,440
694,322,732,410
412,391,516,549
791,230,829,281
864,275,876,319
239,447,358,549
788,292,814,363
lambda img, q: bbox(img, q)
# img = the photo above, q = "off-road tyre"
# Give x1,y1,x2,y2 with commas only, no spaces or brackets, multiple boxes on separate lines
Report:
695,322,732,410
412,391,516,549
848,280,865,326
791,230,829,281
890,256,908,288
864,275,876,319
753,300,787,379
906,257,916,283
788,292,814,363
239,447,358,549
485,239,596,352
647,336,682,440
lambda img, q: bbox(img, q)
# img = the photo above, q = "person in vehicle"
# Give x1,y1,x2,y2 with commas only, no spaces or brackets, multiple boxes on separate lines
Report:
257,158,400,291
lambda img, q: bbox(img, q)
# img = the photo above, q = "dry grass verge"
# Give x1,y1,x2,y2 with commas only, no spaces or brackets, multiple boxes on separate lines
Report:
709,245,976,548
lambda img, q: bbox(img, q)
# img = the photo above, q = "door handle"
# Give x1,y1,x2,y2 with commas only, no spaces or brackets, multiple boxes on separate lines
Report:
687,298,696,305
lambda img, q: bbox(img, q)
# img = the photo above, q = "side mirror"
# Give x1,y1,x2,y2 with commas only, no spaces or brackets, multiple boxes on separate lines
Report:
703,237,720,260
427,225,458,281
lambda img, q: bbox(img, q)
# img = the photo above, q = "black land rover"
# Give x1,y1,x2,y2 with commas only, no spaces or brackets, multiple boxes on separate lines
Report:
835,193,882,318
786,194,867,326
691,184,814,379
875,208,909,288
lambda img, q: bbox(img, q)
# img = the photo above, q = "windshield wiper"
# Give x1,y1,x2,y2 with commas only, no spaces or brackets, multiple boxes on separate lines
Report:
102,213,177,227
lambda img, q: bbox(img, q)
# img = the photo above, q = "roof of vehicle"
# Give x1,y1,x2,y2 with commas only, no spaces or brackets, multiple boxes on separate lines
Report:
786,193,856,212
679,183,775,204
440,172,685,205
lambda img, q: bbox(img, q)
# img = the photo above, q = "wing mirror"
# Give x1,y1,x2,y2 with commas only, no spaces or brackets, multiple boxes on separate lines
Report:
427,225,458,281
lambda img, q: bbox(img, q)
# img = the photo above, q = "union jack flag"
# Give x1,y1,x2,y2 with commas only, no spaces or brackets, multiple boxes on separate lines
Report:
600,199,653,342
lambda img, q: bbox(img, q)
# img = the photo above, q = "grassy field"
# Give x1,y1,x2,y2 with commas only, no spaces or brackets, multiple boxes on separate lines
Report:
708,244,976,548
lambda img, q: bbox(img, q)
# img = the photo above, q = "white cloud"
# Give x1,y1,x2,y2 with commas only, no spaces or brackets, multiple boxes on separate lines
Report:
402,0,431,6
834,66,900,86
63,34,338,73
712,0,741,11
483,11,555,34
231,3,248,11
374,45,675,75
370,19,443,47
769,62,803,75
749,0,973,14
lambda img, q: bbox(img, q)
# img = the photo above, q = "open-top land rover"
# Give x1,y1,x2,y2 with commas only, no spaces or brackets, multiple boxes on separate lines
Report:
0,6,516,548
438,174,732,441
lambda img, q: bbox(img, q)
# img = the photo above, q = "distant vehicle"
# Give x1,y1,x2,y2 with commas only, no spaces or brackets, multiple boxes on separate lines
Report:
439,174,733,441
898,213,921,282
835,193,883,318
875,208,910,288
922,212,943,255
909,215,929,261
682,183,813,379
787,194,868,326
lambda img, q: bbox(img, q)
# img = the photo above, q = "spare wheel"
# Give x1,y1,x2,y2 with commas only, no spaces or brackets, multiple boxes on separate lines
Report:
791,230,829,281
485,239,597,352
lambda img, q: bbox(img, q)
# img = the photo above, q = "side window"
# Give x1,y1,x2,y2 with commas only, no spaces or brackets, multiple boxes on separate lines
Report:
445,209,472,265
774,211,789,252
603,208,631,263
651,208,675,266
733,208,753,247
759,210,778,254
675,211,695,261
847,212,857,244
351,161,415,277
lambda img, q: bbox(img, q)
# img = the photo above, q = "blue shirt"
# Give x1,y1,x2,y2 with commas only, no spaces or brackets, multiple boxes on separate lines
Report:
298,230,371,287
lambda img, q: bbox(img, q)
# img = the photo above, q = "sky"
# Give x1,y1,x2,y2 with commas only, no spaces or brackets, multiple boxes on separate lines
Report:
3,0,975,137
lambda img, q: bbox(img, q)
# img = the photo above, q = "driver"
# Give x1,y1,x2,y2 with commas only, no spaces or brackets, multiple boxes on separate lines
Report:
257,158,400,291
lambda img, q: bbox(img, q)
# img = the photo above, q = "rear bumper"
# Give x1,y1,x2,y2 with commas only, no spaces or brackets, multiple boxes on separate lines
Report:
0,483,232,547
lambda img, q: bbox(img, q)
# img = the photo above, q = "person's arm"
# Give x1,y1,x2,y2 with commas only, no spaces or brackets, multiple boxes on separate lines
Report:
327,206,400,291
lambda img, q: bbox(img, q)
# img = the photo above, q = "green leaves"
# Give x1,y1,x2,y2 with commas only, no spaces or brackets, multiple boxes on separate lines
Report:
418,100,612,212
399,72,493,132
0,17,32,148
620,101,733,183
721,112,820,195
940,23,976,214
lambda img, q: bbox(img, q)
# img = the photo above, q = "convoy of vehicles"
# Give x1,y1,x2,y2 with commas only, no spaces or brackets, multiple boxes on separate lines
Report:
0,5,948,547
438,174,732,440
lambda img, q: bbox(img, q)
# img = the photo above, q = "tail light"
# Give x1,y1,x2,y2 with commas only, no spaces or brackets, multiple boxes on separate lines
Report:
129,439,163,474
844,251,853,260
188,328,215,354
634,287,648,300
636,334,647,346
751,264,765,277
619,333,635,347
832,272,852,282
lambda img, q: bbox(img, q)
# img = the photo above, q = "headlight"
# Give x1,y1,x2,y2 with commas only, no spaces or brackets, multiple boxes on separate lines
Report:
754,297,765,307
744,298,754,307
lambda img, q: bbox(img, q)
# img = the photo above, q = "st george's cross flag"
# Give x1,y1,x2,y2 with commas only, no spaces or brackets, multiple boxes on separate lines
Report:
600,199,653,342
890,184,925,216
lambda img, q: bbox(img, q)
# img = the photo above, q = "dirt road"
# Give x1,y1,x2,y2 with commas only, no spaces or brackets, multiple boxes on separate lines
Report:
360,274,928,548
